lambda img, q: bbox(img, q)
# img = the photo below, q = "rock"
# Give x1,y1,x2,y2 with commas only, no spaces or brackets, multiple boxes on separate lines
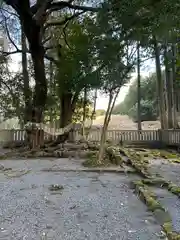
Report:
87,142,100,150
61,150,78,158
49,184,64,191
32,151,54,158
154,209,171,225
63,142,88,150
44,146,63,153
0,164,4,170
54,150,63,157
77,151,90,158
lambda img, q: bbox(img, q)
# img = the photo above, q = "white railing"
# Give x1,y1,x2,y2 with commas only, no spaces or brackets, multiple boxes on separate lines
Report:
1,128,180,145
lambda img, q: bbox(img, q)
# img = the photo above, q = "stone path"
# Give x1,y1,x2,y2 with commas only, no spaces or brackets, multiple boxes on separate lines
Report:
0,158,166,240
149,158,180,185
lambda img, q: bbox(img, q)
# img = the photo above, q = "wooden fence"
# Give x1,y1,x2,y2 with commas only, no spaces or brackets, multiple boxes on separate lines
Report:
0,128,180,146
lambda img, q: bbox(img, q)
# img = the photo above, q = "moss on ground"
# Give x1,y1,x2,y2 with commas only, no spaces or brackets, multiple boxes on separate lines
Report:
106,146,124,165
82,157,106,167
149,149,180,162
141,178,180,197
168,183,180,196
133,181,161,211
133,180,180,239
120,147,180,195
0,155,7,160
83,146,124,168
119,147,180,239
171,159,180,164
119,147,151,178
82,152,110,168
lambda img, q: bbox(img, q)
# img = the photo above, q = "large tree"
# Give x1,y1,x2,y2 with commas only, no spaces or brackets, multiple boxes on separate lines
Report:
1,0,99,124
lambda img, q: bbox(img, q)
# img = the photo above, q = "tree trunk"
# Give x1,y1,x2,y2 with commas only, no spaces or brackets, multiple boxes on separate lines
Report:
56,93,75,142
98,90,119,164
20,14,47,123
49,61,53,124
154,37,167,129
21,19,47,147
98,93,113,164
21,23,31,125
164,45,173,128
172,44,178,128
86,88,97,139
137,42,141,130
82,87,87,137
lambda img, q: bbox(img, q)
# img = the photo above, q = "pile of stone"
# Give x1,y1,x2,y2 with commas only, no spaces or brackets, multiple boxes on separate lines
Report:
1,140,100,159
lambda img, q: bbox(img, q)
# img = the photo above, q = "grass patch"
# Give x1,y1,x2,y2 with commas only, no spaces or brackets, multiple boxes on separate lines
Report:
0,154,7,160
82,154,109,168
150,149,180,160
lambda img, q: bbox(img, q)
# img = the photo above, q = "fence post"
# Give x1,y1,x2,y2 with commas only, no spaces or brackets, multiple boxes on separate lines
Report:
10,129,14,142
158,129,163,145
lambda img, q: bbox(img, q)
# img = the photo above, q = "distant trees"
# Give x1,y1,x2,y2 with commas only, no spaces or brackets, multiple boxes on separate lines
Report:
112,73,158,122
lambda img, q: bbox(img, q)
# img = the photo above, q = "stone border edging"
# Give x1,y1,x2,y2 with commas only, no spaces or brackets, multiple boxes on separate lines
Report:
41,168,136,173
132,180,180,240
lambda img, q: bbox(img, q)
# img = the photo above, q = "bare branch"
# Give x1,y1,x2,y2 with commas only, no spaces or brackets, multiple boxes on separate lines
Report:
44,11,84,30
4,19,19,51
0,7,19,18
42,36,51,44
1,49,22,56
0,9,20,52
63,21,73,50
44,54,58,64
48,1,98,14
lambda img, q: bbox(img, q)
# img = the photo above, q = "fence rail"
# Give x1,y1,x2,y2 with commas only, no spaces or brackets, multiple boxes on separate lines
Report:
0,129,180,145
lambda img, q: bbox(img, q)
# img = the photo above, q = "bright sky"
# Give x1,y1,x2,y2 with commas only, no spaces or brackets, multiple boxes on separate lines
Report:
96,58,156,110
10,54,156,111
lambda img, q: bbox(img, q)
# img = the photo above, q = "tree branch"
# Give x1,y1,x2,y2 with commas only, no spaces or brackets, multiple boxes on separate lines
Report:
1,49,22,56
44,43,62,51
44,11,84,30
44,54,59,64
0,7,19,18
42,36,51,44
48,1,98,14
32,0,53,26
2,13,20,51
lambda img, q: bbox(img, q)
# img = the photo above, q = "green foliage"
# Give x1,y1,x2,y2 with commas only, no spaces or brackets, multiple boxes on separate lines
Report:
0,59,25,123
105,0,180,44
128,100,157,122
73,98,93,122
55,18,101,98
1,0,179,128
113,72,158,121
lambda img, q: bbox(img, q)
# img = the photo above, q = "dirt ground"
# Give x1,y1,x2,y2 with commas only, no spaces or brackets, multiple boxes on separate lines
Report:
91,115,161,130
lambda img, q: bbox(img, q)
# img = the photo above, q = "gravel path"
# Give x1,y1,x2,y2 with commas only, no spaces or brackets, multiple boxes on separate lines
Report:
0,159,163,240
150,186,180,232
149,159,180,184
